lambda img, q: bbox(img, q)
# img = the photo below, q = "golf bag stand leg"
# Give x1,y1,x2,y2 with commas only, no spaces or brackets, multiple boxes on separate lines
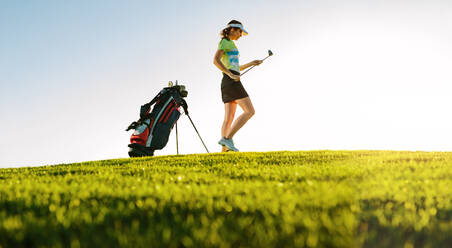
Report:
176,122,179,155
187,114,210,153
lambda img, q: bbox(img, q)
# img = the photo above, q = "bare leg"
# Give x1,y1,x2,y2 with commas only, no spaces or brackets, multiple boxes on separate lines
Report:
226,97,255,139
222,101,237,138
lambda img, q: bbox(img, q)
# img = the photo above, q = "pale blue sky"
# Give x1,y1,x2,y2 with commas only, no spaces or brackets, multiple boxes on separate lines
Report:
1,0,451,167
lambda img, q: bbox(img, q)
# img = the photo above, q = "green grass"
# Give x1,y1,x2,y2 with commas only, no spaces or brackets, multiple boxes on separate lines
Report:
1,150,452,247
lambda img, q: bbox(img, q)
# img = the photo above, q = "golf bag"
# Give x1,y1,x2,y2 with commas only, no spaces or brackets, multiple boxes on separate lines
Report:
126,85,188,157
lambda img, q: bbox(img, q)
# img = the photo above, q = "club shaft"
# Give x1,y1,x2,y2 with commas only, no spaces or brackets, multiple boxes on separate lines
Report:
240,54,271,76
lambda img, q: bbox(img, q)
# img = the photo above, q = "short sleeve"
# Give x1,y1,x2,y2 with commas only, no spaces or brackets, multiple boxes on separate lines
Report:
218,39,230,52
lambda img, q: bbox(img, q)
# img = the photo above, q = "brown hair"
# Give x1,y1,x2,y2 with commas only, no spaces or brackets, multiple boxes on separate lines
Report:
220,20,243,40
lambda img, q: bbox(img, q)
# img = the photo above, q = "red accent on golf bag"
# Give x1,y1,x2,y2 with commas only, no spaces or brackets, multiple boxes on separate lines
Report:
159,102,174,123
129,119,153,146
164,105,177,123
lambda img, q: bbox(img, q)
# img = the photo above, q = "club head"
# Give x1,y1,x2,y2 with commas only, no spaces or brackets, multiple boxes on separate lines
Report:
268,50,273,56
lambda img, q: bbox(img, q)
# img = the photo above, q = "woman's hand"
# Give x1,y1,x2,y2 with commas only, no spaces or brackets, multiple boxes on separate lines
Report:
229,73,241,82
252,60,263,66
239,60,263,72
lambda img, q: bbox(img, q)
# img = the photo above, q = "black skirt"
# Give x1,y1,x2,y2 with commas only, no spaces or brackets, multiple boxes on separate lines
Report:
221,70,249,103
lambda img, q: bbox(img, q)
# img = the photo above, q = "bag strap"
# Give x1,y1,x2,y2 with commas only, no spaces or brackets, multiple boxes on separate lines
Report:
180,99,189,115
125,87,187,131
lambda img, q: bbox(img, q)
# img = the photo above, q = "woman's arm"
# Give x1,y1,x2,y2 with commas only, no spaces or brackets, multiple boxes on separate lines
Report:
240,60,263,71
214,50,240,81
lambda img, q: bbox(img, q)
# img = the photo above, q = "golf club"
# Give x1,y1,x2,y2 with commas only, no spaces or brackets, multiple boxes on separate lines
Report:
240,50,273,76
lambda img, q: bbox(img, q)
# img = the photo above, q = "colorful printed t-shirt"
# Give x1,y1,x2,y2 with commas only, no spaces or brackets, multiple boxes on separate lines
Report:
218,38,240,73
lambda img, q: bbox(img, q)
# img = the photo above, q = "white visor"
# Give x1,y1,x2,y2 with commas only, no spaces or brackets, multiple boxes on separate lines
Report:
227,23,248,36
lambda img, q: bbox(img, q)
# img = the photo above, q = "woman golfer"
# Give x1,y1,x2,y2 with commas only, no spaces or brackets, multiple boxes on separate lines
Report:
214,20,262,152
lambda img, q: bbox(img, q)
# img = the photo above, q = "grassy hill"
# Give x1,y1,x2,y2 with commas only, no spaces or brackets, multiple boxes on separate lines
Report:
1,151,451,247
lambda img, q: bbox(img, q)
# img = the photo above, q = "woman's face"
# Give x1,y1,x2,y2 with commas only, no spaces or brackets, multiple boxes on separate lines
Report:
229,28,242,40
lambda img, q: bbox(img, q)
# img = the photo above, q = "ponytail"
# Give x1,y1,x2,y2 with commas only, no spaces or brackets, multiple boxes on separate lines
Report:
220,27,233,40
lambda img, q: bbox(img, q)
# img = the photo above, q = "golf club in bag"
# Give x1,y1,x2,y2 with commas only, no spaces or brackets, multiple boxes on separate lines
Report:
126,81,209,157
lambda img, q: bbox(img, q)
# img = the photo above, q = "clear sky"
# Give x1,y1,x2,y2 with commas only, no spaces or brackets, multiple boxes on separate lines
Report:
1,0,451,168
